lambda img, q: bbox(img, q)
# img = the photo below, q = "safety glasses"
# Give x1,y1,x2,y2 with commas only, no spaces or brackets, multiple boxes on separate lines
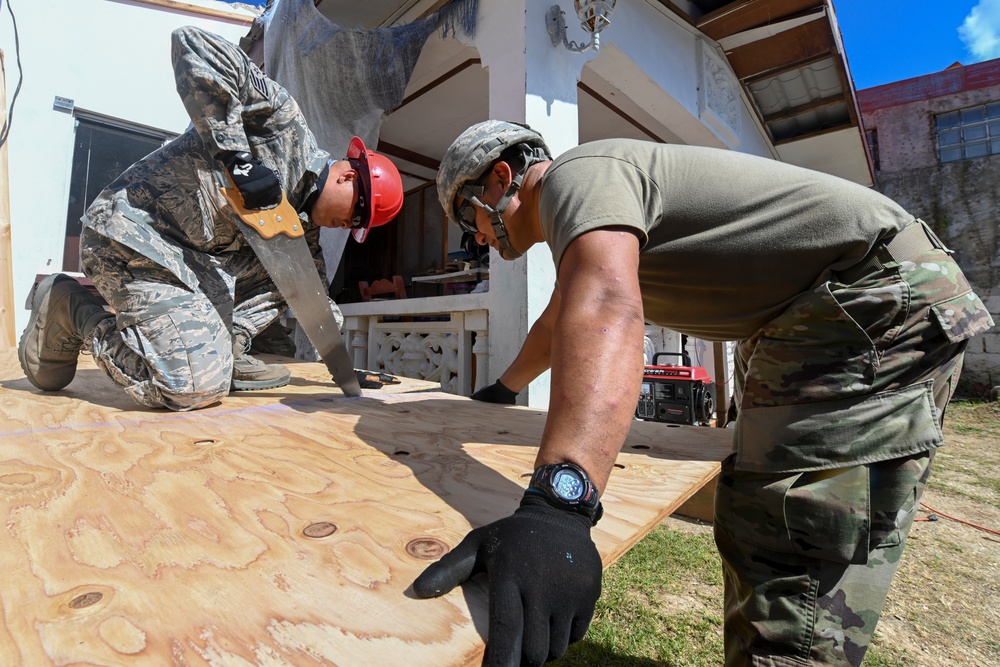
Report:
454,178,487,234
348,157,367,228
454,198,479,234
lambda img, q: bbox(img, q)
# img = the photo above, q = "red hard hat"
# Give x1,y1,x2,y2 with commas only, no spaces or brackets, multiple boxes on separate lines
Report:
347,136,404,243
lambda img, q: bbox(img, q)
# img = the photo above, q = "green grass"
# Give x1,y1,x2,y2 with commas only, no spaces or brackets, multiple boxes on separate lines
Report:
931,401,1000,501
552,525,918,667
860,645,912,667
548,400,1000,666
553,528,723,667
944,400,1000,436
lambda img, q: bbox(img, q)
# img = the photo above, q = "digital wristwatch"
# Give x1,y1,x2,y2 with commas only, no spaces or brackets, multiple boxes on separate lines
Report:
527,462,604,526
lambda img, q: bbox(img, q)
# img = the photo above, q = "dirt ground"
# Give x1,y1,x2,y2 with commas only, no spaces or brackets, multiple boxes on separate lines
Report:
664,400,1000,667
870,401,1000,666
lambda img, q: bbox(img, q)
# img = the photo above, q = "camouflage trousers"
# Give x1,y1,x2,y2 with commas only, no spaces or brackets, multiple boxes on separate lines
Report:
714,221,993,666
80,227,314,411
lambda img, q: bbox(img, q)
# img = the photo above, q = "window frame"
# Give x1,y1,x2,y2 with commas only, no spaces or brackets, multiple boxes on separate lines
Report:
935,101,1000,164
62,111,176,272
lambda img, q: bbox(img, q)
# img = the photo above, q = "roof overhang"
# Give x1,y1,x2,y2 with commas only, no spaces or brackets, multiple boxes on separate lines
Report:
260,0,874,186
689,0,874,183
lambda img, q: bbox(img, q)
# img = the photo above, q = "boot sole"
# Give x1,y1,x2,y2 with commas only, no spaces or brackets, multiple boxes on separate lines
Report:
17,274,73,391
231,374,291,391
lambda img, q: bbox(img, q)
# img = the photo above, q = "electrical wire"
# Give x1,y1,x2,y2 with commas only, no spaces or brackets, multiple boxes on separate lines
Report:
0,0,23,150
919,501,1000,537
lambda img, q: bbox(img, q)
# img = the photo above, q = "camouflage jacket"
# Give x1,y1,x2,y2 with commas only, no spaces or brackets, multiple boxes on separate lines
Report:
81,26,330,290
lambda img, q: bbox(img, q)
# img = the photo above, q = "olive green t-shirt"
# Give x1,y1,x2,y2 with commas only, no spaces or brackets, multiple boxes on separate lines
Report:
538,140,914,341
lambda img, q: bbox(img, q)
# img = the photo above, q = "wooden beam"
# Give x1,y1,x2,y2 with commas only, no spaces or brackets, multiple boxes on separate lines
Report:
398,58,481,109
770,119,853,146
698,0,823,40
578,81,668,144
760,92,847,123
377,140,441,172
712,341,728,427
725,17,835,80
398,167,434,183
130,0,258,25
652,0,697,25
0,50,13,348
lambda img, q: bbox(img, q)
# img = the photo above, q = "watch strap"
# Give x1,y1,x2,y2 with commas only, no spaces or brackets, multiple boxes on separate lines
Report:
528,463,604,526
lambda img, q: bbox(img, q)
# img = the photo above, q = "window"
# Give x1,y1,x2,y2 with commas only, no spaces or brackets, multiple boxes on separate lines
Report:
63,114,174,271
865,127,880,171
935,101,1000,163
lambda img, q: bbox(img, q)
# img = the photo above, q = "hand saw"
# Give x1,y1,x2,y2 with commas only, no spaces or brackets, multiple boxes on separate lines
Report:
222,184,362,397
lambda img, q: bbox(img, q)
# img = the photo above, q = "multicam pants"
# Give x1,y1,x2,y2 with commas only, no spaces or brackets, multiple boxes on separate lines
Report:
714,221,993,666
80,227,326,411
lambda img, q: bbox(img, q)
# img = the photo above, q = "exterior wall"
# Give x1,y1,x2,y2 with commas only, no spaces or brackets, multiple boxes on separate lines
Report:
859,60,1000,396
0,0,256,335
471,0,770,408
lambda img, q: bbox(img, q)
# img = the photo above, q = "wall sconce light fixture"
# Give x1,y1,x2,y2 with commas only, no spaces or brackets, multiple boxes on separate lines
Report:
546,0,617,54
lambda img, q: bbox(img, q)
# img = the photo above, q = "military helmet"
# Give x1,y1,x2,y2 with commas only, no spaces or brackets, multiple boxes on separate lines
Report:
436,120,551,233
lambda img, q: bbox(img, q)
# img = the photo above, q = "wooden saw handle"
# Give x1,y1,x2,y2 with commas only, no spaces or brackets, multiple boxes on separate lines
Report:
222,186,304,240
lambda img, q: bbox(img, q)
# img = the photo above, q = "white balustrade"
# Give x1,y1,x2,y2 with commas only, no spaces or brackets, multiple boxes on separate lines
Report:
337,293,490,395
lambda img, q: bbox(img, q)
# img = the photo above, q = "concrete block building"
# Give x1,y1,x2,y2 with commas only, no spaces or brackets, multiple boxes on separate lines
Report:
858,58,1000,397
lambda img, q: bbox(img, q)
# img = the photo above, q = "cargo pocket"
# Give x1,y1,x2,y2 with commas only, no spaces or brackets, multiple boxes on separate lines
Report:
736,380,943,473
930,291,994,343
868,451,932,551
716,459,870,563
782,451,931,564
785,465,870,564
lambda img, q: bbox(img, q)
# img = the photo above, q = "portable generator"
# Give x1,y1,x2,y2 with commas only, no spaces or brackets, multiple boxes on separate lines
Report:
635,352,716,426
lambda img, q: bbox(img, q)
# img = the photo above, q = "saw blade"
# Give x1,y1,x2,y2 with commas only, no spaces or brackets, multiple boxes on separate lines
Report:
223,187,362,397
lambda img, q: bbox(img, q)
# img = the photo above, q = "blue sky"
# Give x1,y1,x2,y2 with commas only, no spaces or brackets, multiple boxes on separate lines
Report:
834,0,1000,89
218,0,1000,90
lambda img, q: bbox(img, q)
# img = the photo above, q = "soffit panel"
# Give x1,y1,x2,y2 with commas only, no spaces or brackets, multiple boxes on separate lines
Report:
696,0,824,40
725,18,836,80
775,126,873,185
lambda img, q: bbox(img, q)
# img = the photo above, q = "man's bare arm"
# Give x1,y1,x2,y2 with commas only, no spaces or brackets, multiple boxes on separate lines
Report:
536,227,646,492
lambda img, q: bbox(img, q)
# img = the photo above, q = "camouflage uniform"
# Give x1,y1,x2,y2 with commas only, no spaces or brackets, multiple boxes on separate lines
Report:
714,220,993,665
79,26,340,411
437,125,995,665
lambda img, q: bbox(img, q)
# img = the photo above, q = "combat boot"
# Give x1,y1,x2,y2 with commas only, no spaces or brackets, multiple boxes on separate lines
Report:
18,274,114,391
231,329,291,390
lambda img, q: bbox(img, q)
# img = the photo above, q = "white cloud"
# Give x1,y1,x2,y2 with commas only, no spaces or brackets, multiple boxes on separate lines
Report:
959,0,1000,61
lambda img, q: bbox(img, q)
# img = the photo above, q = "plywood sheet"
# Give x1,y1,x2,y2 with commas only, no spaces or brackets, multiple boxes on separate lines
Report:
0,348,731,666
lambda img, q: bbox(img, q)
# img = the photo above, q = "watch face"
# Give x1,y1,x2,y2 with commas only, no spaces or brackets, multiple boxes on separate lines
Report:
552,469,585,501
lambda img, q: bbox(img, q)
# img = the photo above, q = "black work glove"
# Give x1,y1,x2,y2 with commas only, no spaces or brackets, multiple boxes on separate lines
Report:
413,493,602,666
353,369,401,389
220,150,282,210
471,379,518,405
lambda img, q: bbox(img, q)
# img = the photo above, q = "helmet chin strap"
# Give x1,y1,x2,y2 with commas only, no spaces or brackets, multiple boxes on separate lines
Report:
464,145,549,261
470,155,537,260
472,195,522,260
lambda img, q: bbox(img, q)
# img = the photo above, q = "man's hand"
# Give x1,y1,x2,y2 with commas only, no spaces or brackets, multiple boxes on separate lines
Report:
220,151,282,210
471,380,518,405
412,494,602,666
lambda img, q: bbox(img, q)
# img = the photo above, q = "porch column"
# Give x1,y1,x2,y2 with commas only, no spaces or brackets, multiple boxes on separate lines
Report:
475,0,592,409
345,315,370,370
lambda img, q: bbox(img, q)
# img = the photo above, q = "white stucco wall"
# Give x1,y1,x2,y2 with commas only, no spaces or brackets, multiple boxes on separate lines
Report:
468,0,768,408
0,0,255,334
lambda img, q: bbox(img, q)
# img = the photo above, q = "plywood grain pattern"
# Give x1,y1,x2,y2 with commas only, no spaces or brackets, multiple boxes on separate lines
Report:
0,349,731,665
